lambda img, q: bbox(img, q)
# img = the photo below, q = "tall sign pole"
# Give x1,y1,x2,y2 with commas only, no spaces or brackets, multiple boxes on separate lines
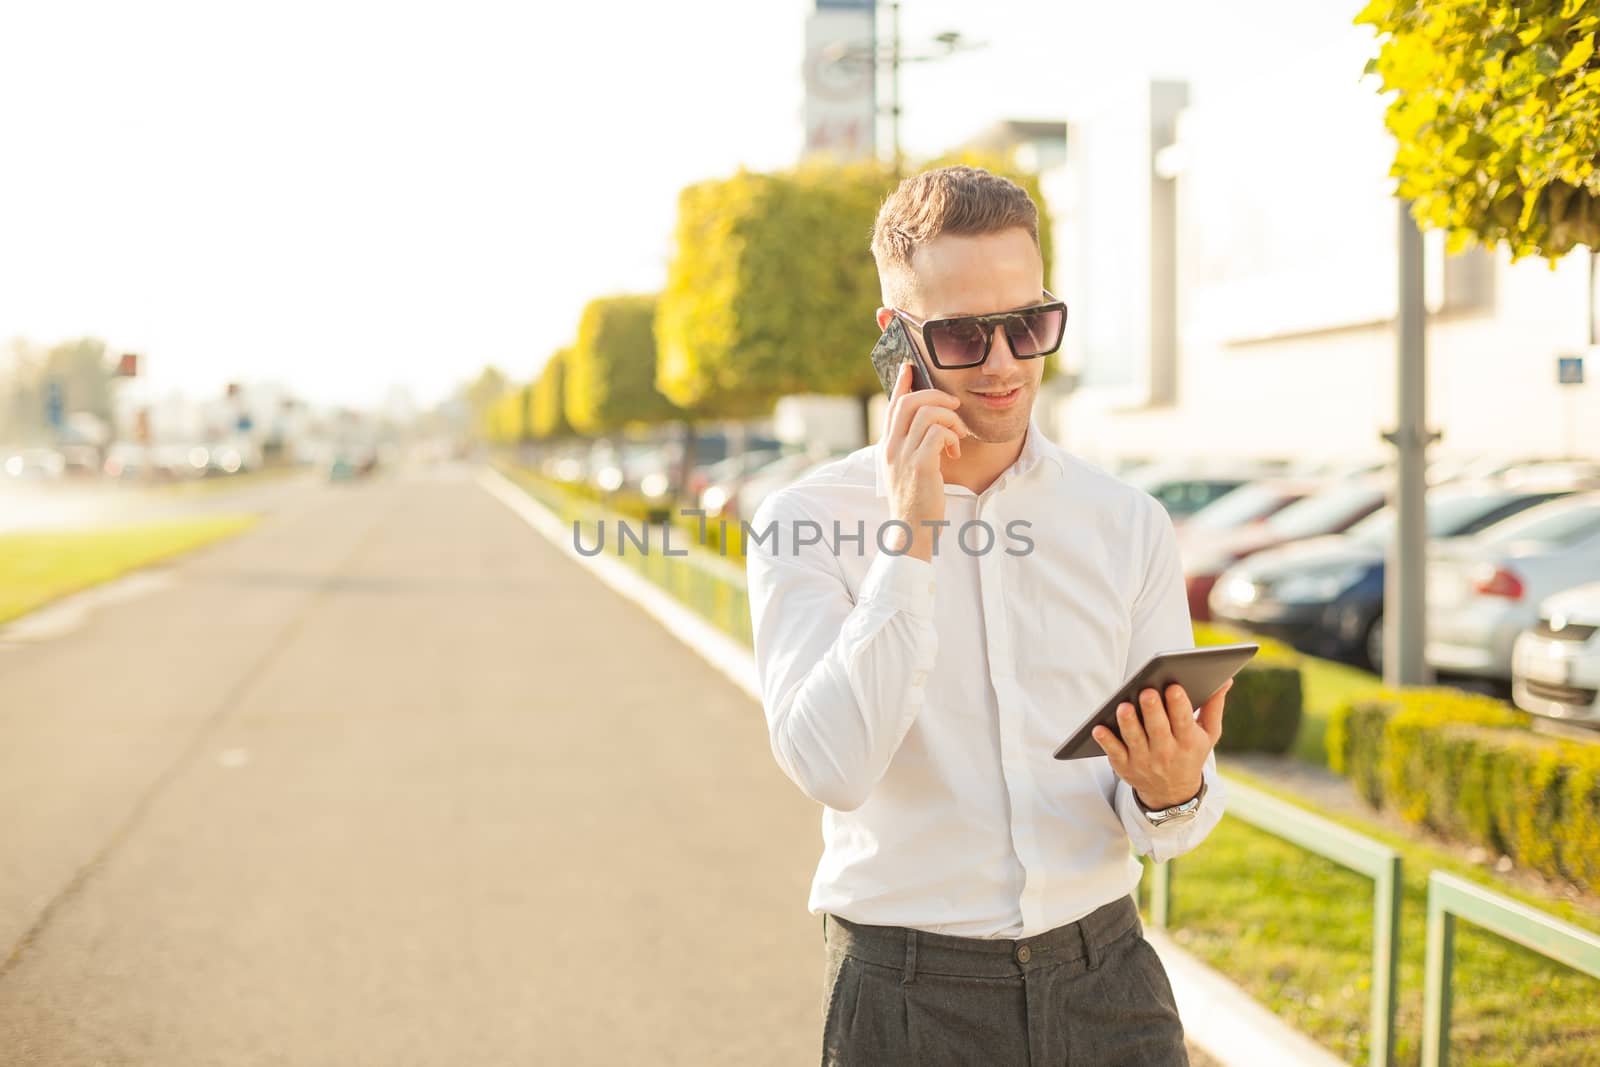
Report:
801,0,877,164
1382,200,1437,686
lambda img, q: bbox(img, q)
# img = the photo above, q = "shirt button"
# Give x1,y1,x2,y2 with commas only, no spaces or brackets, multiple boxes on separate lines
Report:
1016,944,1032,964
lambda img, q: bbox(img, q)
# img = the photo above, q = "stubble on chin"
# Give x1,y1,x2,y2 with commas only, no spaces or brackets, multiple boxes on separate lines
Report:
960,389,1034,444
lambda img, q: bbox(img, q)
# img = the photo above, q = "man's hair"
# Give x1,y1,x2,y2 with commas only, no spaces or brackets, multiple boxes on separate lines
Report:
869,165,1041,311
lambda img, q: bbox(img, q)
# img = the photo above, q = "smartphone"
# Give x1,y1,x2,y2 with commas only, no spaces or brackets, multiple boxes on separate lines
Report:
1052,642,1260,761
870,316,934,399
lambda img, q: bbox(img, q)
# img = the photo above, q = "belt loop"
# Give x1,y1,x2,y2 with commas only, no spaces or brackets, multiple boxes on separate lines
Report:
903,928,918,985
1081,917,1102,972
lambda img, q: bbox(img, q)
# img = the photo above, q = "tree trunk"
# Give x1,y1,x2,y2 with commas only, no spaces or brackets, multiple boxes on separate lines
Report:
677,418,696,497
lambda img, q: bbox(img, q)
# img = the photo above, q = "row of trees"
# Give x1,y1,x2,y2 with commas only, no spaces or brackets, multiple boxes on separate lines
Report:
473,149,1056,460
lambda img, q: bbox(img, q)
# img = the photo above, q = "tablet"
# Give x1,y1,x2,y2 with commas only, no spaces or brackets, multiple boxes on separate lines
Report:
1052,642,1260,761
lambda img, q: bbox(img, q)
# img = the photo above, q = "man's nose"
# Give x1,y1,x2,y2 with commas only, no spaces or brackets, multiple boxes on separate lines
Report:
983,324,1023,376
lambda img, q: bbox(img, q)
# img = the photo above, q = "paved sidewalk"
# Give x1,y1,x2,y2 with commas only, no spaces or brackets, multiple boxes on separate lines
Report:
0,464,822,1065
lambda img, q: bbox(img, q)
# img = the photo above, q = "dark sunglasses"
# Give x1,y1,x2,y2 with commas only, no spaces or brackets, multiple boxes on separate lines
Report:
891,290,1068,369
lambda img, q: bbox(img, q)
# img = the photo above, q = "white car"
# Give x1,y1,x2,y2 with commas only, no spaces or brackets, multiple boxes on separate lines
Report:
1511,581,1600,728
734,450,849,522
4,447,66,480
1426,493,1600,681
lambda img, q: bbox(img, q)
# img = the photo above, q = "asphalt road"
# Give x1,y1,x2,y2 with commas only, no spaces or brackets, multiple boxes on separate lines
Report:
0,464,824,1065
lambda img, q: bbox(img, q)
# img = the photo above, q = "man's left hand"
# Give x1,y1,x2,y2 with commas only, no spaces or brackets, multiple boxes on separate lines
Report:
1093,679,1232,810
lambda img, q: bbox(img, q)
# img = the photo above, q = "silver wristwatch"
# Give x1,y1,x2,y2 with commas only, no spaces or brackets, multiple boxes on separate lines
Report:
1137,779,1207,827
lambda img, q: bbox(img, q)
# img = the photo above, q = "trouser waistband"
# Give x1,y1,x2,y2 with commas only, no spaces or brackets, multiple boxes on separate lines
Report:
822,895,1140,982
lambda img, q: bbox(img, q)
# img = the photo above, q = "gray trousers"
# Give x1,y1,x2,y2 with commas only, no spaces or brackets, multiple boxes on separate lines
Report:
819,895,1186,1066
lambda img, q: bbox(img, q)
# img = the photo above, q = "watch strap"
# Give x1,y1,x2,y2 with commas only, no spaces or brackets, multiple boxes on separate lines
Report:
1137,778,1207,820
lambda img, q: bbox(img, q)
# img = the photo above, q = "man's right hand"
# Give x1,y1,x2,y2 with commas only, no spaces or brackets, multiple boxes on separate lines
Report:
881,360,972,562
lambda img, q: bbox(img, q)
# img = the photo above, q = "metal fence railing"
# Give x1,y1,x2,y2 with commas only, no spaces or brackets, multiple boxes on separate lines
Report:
1147,775,1403,1067
1421,871,1600,1067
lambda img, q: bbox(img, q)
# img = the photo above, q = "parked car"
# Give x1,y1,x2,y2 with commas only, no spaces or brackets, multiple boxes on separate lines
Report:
1208,482,1577,671
684,437,783,502
1426,492,1600,682
1177,479,1325,614
698,448,799,518
103,442,150,480
3,447,66,480
1125,462,1282,523
59,444,100,478
734,450,851,522
1182,478,1389,621
1511,580,1600,729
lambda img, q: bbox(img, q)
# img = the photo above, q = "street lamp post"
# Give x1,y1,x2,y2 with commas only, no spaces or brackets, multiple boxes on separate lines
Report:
819,1,985,178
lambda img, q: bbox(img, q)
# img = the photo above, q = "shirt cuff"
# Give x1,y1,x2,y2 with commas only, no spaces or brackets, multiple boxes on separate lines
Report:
857,549,936,618
1118,759,1223,851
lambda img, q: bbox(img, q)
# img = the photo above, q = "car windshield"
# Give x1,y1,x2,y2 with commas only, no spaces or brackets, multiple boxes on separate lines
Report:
1475,497,1600,548
1264,484,1383,540
1184,484,1300,531
1348,491,1528,543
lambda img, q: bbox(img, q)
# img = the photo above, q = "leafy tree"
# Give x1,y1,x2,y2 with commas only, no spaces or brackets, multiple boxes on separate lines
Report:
657,155,1058,437
464,365,512,440
1358,0,1600,259
657,161,895,415
42,337,115,422
565,294,680,435
530,348,573,440
0,336,115,442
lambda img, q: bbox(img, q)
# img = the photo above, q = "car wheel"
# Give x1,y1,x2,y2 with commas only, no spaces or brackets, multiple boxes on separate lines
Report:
1364,614,1384,674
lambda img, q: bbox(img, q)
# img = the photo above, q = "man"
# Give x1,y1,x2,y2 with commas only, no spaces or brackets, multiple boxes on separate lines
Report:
745,165,1231,1065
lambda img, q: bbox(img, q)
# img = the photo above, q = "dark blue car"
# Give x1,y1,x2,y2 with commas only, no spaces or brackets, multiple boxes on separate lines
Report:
1207,482,1577,672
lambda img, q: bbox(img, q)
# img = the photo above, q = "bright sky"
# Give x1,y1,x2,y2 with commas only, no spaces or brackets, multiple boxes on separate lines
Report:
0,0,1314,410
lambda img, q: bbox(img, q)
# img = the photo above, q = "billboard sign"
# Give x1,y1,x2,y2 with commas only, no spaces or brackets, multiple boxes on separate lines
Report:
803,2,876,162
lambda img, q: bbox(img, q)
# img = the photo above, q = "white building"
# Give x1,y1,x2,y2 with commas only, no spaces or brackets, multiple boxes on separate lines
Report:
1047,30,1598,472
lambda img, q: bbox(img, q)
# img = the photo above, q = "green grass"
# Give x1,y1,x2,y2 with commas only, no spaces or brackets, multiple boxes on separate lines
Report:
0,515,258,625
1146,765,1600,1066
1296,653,1386,764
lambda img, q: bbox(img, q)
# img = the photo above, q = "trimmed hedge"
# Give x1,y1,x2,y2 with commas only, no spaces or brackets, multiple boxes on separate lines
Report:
1326,687,1600,892
1195,622,1305,755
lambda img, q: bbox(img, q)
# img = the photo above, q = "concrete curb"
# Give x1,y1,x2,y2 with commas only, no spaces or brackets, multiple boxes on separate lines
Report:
475,467,762,705
478,465,1346,1067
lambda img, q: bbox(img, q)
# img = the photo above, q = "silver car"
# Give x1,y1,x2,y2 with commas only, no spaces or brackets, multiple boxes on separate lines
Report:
1512,580,1600,728
1426,492,1600,681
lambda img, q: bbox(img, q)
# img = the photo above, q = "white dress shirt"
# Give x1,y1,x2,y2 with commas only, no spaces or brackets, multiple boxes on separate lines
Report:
744,414,1225,939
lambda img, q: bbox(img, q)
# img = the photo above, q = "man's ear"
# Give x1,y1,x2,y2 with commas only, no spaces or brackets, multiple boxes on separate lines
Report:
875,307,893,331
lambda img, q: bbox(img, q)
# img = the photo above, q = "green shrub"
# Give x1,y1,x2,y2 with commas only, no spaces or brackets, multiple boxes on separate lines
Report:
1195,621,1305,755
1324,686,1600,891
1214,664,1303,755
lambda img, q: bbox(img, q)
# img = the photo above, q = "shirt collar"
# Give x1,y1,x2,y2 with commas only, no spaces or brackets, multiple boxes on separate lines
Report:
874,411,1067,498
